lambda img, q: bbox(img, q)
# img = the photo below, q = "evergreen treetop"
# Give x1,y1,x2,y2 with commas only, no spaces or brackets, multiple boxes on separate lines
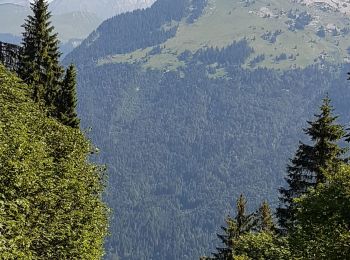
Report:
212,194,253,260
277,96,347,231
57,64,80,128
19,0,63,109
255,201,275,233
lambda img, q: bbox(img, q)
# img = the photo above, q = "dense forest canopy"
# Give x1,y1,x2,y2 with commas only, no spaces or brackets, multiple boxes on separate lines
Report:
65,0,350,256
201,97,350,259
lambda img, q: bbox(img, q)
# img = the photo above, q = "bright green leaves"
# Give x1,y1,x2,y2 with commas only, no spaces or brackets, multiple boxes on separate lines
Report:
0,66,108,259
291,165,350,259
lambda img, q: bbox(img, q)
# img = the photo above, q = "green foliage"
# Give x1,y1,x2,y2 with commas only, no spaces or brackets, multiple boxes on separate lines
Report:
57,64,80,128
0,65,108,259
212,195,254,259
254,202,275,233
68,48,350,259
209,197,288,260
18,0,81,130
204,98,350,260
277,97,347,231
290,164,350,259
232,232,291,260
19,0,63,110
206,198,290,260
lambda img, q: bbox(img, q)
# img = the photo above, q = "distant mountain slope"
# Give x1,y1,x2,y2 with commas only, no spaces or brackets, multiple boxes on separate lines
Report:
0,3,29,36
64,0,350,259
50,0,156,19
0,0,30,6
69,0,350,69
0,0,155,54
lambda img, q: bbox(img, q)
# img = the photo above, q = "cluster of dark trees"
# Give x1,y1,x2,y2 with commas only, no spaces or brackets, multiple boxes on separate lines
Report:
182,40,254,66
203,96,350,259
0,0,108,258
0,41,21,71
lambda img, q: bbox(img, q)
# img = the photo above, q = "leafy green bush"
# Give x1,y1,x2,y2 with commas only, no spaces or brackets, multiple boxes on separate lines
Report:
0,65,108,259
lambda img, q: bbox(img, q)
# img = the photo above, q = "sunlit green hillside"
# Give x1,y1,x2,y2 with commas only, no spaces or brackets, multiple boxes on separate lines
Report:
100,0,350,69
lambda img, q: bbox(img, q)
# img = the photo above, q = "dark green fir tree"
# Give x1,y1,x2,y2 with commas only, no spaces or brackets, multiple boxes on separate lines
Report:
255,201,275,233
57,64,80,128
19,0,63,110
277,96,347,231
212,194,253,260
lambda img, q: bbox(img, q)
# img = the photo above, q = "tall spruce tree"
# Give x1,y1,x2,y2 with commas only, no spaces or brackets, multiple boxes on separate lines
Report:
212,194,253,259
19,0,63,110
57,64,80,128
277,96,347,231
255,201,275,233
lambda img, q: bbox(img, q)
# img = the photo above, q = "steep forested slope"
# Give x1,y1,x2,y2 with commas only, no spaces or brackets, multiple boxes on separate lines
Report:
64,0,350,259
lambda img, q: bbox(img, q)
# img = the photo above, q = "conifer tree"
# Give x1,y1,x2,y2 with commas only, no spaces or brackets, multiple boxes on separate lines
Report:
212,194,253,259
255,201,275,233
277,96,347,231
19,0,63,110
57,64,80,128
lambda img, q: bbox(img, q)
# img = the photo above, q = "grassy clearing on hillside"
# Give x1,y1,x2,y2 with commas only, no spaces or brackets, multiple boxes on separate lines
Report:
99,0,350,70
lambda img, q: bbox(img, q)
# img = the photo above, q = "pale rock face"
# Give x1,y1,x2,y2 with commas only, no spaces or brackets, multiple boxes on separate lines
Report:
296,0,350,14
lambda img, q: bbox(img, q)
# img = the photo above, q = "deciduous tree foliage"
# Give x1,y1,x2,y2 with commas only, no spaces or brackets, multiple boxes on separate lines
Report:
0,65,108,259
290,164,350,259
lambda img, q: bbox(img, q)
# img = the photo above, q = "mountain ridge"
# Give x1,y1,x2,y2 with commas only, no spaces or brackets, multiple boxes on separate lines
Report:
50,0,156,19
0,0,156,54
68,0,350,70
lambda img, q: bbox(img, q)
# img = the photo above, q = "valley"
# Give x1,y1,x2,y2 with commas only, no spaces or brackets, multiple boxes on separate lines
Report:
63,0,350,259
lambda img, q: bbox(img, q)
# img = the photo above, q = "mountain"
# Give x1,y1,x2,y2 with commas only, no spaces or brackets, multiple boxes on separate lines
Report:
0,0,155,55
0,2,30,36
70,0,350,69
0,0,30,6
65,0,350,259
50,0,156,20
